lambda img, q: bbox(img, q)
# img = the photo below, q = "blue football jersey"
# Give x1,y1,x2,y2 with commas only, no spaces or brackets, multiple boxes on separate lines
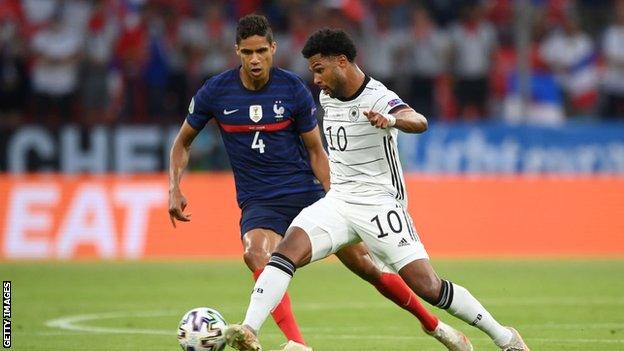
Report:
186,67,323,208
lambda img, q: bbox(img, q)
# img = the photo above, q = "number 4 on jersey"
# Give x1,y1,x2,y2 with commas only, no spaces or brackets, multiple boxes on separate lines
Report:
252,131,266,154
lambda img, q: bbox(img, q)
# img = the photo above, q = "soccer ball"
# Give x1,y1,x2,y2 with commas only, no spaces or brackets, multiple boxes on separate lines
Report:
177,307,228,351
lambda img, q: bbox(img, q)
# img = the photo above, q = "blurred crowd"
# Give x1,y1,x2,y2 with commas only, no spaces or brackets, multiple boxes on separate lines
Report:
1,0,624,130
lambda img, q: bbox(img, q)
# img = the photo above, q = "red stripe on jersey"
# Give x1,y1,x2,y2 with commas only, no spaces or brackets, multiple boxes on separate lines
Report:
218,118,293,133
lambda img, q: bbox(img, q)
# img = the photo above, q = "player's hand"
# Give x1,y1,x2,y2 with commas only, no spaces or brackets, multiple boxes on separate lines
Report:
364,110,391,129
168,190,191,228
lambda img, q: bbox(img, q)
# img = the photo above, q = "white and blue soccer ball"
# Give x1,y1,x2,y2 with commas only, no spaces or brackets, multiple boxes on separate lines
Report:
177,307,228,351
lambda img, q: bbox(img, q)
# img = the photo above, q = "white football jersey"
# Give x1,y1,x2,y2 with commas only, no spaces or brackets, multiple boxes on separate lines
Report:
320,76,409,206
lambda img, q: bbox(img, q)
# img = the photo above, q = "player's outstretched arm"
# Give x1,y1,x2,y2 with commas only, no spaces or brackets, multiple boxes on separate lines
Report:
301,126,331,191
168,121,200,227
364,108,428,134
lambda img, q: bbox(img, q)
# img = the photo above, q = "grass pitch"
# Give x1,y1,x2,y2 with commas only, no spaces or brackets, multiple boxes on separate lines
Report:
4,259,624,351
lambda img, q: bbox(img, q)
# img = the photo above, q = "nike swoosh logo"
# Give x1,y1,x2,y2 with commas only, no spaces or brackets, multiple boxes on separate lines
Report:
223,109,239,115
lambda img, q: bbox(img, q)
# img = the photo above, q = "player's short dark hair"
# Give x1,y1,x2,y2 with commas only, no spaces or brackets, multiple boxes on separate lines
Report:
236,14,273,44
301,28,357,62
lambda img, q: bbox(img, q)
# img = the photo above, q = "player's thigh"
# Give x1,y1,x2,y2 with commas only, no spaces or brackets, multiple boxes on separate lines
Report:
347,202,429,273
240,204,291,239
242,228,283,253
239,192,325,239
290,196,359,263
240,203,285,252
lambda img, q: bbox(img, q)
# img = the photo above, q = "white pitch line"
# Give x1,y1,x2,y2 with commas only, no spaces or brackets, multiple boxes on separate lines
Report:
43,311,624,344
45,311,174,335
33,331,88,336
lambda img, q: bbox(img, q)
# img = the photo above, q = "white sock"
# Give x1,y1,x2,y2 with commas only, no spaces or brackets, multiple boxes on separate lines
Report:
438,280,512,347
242,255,295,332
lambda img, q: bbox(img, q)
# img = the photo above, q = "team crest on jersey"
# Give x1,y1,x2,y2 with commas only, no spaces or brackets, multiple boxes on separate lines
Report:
249,105,263,123
273,101,285,119
348,106,359,122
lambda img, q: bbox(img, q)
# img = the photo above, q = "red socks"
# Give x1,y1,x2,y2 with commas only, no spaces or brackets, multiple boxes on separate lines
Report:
253,269,305,344
373,272,439,332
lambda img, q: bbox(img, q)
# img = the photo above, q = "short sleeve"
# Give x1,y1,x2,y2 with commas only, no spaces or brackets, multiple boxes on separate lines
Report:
185,83,215,130
292,81,318,133
372,89,409,115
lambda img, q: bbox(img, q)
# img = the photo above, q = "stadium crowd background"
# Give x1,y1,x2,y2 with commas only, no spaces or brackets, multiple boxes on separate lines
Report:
1,0,623,170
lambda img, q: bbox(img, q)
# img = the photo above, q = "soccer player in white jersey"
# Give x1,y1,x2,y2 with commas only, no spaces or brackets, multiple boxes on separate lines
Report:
225,29,530,351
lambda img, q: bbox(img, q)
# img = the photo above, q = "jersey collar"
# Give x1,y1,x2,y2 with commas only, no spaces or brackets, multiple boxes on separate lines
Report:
336,75,370,102
237,66,275,93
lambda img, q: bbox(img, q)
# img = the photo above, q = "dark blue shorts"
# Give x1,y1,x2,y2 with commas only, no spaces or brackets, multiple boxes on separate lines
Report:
240,191,325,237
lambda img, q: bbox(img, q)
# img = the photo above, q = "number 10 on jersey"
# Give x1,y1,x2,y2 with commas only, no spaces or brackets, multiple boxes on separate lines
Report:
325,126,348,151
252,131,265,153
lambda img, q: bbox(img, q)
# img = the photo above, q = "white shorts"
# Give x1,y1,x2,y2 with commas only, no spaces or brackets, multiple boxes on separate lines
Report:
290,193,429,272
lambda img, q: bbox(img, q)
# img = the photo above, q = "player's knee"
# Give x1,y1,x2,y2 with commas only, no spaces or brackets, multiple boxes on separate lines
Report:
274,244,309,269
336,245,383,283
418,275,443,304
403,271,441,304
275,227,312,268
348,258,382,283
243,247,271,271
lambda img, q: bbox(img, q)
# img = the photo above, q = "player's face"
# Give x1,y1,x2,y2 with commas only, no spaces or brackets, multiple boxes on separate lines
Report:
236,35,276,83
308,54,346,98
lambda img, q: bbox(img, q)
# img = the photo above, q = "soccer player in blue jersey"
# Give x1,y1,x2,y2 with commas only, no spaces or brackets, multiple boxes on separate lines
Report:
169,15,469,351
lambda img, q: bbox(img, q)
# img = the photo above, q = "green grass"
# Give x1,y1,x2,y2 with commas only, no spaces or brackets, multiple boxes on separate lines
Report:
4,259,624,350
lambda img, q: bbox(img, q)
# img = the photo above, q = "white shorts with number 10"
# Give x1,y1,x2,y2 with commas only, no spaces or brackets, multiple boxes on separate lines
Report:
290,192,429,272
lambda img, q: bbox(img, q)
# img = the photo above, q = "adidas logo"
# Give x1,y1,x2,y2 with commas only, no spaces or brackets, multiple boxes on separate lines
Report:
398,238,410,247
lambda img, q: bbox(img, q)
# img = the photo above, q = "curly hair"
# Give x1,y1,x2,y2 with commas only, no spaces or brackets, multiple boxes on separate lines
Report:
236,14,273,44
301,28,357,62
